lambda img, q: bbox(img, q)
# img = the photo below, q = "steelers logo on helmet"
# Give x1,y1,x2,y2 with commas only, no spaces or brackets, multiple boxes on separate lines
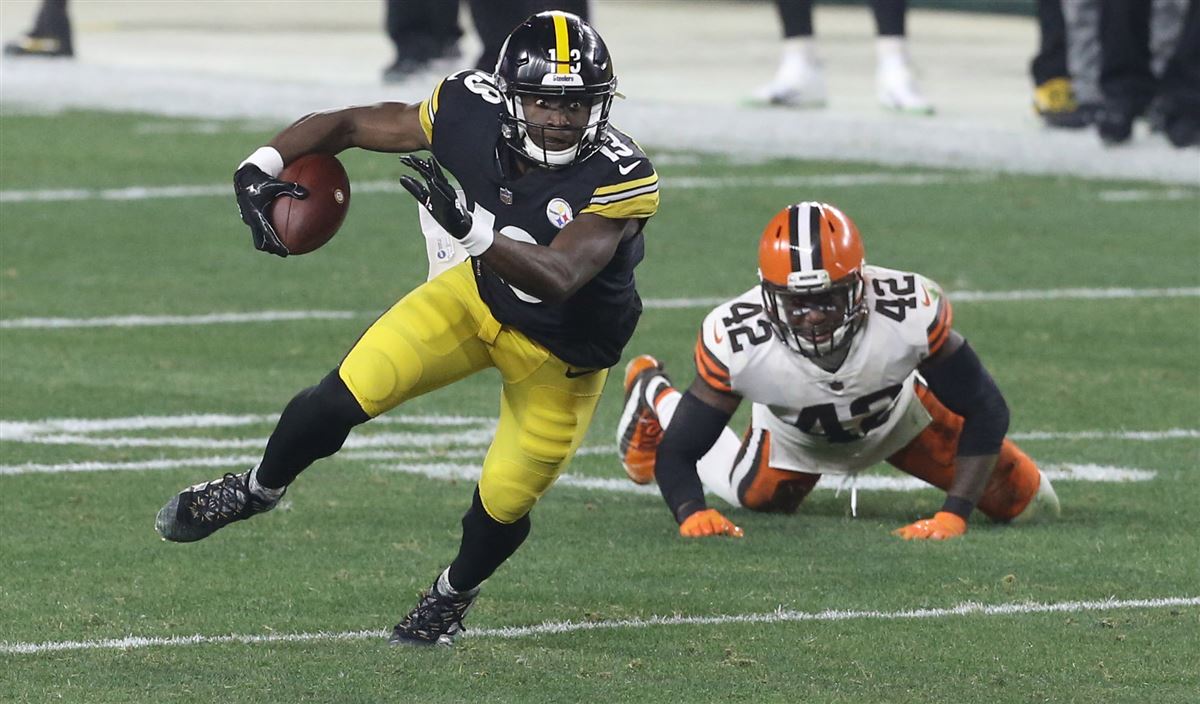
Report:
757,202,868,359
494,11,618,168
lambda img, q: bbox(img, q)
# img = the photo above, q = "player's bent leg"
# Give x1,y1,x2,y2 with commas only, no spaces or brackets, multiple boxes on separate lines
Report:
980,439,1058,522
725,428,821,513
392,335,605,645
390,488,512,647
887,384,1056,522
154,369,369,543
339,262,493,417
479,356,607,522
616,354,675,484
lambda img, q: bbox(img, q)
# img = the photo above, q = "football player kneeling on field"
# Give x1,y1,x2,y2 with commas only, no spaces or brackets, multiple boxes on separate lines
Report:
617,201,1059,540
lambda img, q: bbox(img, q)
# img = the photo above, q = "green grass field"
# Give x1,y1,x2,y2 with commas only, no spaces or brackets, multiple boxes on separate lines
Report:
2,110,1198,703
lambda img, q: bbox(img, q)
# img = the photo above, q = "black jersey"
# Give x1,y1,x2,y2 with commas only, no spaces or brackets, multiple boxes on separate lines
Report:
418,70,659,369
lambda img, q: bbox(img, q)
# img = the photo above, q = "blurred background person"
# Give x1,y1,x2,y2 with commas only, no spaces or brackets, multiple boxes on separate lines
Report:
382,0,462,83
755,0,933,114
1031,0,1096,128
1096,0,1199,147
466,0,589,72
3,0,72,58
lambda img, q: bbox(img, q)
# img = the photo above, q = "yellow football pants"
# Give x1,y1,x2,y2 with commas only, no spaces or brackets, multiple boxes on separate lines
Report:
337,261,608,524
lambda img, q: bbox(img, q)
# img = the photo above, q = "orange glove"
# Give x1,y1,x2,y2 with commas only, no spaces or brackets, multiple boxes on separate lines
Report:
892,511,967,540
679,509,744,538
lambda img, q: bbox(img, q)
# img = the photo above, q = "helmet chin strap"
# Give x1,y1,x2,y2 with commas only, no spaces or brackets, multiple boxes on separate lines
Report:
521,133,579,166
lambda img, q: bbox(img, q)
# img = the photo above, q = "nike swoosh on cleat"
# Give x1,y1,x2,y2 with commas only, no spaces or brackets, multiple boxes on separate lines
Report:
618,160,641,176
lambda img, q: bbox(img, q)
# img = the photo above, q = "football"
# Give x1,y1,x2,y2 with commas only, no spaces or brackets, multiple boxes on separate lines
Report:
269,153,351,255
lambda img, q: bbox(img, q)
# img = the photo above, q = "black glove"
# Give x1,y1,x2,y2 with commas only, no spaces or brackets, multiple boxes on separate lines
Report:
233,163,308,258
398,155,472,238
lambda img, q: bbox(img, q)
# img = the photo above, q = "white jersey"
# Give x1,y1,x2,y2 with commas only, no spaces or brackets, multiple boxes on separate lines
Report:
694,265,953,475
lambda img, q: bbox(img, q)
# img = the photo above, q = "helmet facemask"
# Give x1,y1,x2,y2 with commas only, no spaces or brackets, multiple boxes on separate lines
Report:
498,80,614,168
761,271,867,359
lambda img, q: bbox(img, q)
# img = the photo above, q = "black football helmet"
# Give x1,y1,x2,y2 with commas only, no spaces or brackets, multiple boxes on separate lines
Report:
494,11,618,168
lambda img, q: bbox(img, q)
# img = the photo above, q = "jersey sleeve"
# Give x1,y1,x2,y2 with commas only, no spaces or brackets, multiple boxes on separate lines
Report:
580,134,659,220
920,275,954,355
693,307,735,393
417,77,448,144
418,70,488,146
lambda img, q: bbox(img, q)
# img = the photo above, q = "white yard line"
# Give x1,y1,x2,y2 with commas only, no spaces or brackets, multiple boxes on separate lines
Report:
3,287,1198,330
2,177,1196,206
1,596,1194,655
0,173,978,205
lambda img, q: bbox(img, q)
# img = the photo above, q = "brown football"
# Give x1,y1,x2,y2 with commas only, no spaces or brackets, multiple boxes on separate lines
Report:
268,153,351,255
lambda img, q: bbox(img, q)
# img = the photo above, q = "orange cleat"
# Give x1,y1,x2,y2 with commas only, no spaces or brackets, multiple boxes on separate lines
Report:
615,354,672,484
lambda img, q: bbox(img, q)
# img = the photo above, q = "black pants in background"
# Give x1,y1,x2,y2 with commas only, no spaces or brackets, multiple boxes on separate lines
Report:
1100,0,1200,117
468,0,590,72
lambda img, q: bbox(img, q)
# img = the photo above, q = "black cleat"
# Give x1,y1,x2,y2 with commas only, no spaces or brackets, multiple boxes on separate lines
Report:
389,578,479,647
155,470,282,542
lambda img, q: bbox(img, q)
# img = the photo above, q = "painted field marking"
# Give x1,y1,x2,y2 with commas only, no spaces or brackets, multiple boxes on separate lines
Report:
1,596,1194,655
3,287,1198,330
0,172,984,205
3,177,1193,207
1,414,1188,487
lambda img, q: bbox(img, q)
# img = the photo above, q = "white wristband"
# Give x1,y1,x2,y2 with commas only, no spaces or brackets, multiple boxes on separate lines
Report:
459,203,495,256
238,146,284,178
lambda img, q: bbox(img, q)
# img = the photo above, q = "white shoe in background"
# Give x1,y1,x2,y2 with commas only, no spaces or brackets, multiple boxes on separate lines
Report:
876,37,934,114
754,38,828,108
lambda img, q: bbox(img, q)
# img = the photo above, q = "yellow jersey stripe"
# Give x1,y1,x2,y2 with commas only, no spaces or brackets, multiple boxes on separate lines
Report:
581,191,660,220
591,173,658,197
418,79,445,144
553,14,570,73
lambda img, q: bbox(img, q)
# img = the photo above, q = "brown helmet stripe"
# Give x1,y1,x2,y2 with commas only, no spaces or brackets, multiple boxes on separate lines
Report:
808,204,824,270
787,204,803,273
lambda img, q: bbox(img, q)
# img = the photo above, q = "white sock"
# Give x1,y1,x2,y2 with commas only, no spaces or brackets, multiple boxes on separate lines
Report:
436,567,459,596
781,36,818,64
651,386,682,428
876,36,909,65
695,428,747,507
248,465,285,501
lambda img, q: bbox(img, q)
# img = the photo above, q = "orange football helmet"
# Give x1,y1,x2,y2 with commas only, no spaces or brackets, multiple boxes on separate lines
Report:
758,202,867,358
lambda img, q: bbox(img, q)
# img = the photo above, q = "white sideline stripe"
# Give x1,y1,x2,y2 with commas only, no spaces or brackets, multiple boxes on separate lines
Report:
0,173,981,205
0,311,356,329
0,429,496,450
1097,188,1198,202
0,453,1157,488
4,288,1198,330
1010,429,1200,441
0,413,491,438
2,596,1194,655
3,178,1192,207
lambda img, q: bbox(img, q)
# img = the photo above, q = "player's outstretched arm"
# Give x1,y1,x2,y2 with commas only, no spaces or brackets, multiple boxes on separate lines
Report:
895,329,1009,541
269,102,430,161
657,378,744,538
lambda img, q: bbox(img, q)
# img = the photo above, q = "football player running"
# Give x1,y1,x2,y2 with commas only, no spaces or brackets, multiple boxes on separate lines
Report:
154,12,658,646
618,202,1058,540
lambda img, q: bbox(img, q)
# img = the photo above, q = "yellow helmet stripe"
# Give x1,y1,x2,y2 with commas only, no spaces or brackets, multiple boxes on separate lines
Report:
553,13,570,74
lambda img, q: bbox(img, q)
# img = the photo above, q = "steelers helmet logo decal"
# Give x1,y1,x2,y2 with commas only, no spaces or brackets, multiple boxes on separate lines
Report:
546,198,574,229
